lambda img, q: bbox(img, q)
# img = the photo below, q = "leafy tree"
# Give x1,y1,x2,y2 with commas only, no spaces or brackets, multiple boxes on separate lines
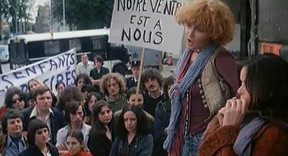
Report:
52,0,113,30
0,0,34,34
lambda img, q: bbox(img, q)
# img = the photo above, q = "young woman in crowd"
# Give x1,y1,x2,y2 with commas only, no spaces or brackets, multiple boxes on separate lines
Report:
199,53,288,155
88,100,113,156
20,119,59,156
27,78,45,92
60,130,92,156
0,87,27,120
55,81,66,103
109,105,153,156
83,91,102,125
75,74,92,91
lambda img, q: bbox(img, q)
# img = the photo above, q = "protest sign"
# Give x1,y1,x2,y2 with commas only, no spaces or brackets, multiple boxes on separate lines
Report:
0,49,77,106
109,0,185,54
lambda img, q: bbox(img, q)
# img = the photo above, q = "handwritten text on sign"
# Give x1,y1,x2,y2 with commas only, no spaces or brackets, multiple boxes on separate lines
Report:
109,0,184,54
0,49,77,106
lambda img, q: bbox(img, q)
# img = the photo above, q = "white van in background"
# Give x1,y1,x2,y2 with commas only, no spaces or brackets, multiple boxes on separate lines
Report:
0,45,9,63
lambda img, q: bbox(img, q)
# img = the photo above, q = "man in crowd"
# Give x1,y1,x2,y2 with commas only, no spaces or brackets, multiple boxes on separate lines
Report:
56,101,91,152
100,73,128,112
126,60,141,90
141,68,164,117
21,86,65,145
76,53,94,76
90,55,109,92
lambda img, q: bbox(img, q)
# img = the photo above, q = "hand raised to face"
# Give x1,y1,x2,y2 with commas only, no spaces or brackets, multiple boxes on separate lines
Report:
218,98,249,127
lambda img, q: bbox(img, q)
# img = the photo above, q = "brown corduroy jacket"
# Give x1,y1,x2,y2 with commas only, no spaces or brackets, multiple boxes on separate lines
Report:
198,121,288,156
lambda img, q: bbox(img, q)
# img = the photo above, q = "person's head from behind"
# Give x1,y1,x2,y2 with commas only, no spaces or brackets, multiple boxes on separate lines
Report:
1,109,23,137
126,87,144,107
28,79,44,92
176,0,235,50
27,119,49,146
238,53,288,120
5,86,26,110
81,53,89,64
117,105,148,138
94,55,104,69
66,130,84,156
65,101,84,126
81,84,97,100
58,86,84,111
55,81,65,96
75,74,92,91
141,68,163,94
92,100,112,131
100,73,126,97
163,75,174,100
33,86,52,112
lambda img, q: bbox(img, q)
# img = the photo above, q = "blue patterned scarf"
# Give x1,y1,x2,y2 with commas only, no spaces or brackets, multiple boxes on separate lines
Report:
163,44,218,151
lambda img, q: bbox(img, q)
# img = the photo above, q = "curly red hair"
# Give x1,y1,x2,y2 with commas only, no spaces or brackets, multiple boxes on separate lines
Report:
176,0,235,45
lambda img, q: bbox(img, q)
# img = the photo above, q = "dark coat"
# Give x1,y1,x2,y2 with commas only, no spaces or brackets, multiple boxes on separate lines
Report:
88,132,112,156
109,134,154,156
126,77,137,90
20,143,59,156
21,106,66,145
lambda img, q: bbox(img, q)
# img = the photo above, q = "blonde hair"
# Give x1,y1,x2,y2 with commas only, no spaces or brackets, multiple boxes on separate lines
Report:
176,0,235,45
100,73,126,95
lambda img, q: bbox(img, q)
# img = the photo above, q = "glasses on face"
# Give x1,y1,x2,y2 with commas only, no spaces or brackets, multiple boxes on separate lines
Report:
12,97,23,103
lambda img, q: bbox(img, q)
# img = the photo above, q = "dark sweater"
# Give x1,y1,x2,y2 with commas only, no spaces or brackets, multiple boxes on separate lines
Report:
143,94,164,117
20,143,59,156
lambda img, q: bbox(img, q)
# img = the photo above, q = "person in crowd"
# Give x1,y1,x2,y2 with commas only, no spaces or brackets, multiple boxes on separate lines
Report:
27,78,58,107
83,92,102,125
113,87,154,133
57,86,85,116
20,119,59,156
154,76,174,156
21,86,66,145
141,68,164,117
60,130,92,156
26,92,35,107
27,79,45,93
88,100,113,156
76,53,94,76
56,101,91,152
110,105,154,156
90,55,109,92
0,109,27,155
126,61,141,90
75,74,92,91
81,84,98,100
163,0,239,155
0,87,27,121
100,73,128,113
198,53,288,156
55,81,66,102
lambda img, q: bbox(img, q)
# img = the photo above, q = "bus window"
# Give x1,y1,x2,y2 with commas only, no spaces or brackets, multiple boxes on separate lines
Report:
44,40,60,55
69,39,81,51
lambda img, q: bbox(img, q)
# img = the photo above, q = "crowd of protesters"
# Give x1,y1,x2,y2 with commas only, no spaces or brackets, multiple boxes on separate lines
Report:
1,0,288,156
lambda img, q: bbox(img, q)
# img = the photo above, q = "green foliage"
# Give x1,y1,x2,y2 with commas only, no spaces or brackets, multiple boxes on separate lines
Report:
52,0,114,30
0,0,34,33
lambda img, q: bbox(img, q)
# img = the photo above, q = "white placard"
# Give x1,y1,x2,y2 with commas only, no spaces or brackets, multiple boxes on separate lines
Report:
0,49,77,106
109,0,185,54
